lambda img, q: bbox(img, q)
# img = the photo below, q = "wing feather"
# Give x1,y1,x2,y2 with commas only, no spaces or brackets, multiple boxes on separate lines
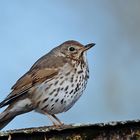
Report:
0,50,65,108
0,68,58,108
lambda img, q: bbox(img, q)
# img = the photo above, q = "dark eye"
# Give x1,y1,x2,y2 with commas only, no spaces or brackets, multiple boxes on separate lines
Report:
68,47,75,51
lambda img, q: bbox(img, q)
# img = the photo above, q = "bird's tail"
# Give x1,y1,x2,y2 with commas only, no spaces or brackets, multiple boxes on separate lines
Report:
0,98,33,130
0,108,15,130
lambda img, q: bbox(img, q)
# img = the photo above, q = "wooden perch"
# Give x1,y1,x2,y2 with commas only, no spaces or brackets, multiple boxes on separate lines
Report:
0,120,140,140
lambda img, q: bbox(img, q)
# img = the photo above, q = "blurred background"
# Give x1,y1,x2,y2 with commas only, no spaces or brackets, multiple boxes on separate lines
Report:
0,0,140,130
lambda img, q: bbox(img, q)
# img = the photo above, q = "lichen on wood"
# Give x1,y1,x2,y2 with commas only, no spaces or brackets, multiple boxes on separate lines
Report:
0,120,140,140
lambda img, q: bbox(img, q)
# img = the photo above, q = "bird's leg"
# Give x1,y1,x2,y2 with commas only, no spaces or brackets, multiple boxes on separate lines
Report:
45,113,63,127
45,114,58,126
51,114,64,126
43,111,64,126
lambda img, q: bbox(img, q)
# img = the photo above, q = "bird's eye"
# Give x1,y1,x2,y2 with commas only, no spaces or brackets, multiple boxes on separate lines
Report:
68,47,75,52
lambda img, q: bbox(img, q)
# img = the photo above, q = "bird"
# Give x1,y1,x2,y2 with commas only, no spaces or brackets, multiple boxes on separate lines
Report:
0,40,95,130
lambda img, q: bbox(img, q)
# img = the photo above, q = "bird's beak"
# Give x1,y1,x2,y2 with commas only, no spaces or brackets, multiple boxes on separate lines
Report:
83,43,95,52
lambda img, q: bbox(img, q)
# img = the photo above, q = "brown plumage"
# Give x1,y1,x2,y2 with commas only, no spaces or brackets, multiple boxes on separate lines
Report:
0,40,95,130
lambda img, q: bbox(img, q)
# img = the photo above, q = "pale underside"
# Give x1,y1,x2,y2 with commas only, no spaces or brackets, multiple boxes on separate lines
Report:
32,62,89,115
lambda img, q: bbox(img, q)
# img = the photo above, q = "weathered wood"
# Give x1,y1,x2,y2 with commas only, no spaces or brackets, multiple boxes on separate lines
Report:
0,120,140,140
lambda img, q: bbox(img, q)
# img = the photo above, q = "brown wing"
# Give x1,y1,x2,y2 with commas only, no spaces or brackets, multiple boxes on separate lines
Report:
0,68,58,108
0,50,66,108
12,68,58,90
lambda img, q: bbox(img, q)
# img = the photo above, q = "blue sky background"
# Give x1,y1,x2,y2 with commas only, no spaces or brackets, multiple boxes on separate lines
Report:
0,0,140,130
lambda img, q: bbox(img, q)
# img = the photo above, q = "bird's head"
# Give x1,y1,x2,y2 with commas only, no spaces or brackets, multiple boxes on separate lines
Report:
54,40,95,62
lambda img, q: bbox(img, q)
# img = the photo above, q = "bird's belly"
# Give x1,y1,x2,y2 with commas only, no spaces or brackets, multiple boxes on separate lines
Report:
33,72,88,115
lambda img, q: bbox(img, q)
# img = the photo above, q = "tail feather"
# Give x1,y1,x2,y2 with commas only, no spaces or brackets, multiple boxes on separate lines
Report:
0,117,15,130
0,110,15,130
0,98,33,130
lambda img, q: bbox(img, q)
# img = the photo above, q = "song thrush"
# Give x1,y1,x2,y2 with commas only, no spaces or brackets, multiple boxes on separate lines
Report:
0,40,95,130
